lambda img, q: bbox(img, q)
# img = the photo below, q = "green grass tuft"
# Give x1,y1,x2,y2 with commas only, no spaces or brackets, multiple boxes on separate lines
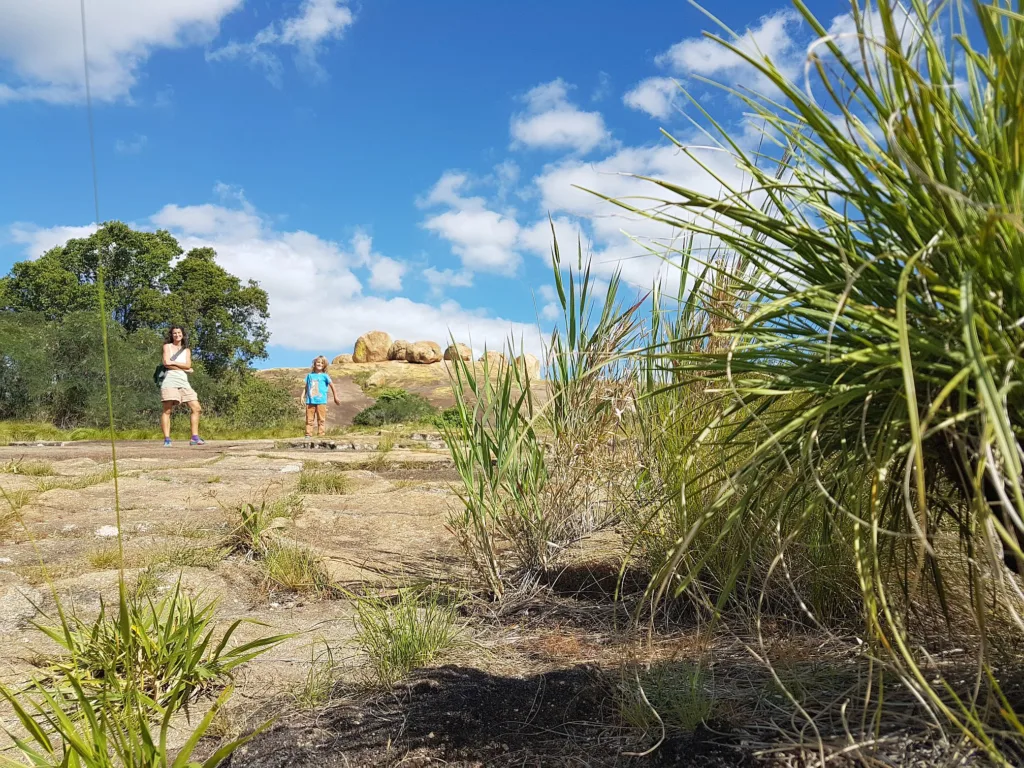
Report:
353,587,462,686
260,541,334,597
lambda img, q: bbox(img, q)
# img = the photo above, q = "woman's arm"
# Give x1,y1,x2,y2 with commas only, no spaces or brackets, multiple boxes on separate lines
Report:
162,345,193,370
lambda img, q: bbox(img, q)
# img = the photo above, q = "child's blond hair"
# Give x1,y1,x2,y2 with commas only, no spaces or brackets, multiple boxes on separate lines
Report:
311,355,329,372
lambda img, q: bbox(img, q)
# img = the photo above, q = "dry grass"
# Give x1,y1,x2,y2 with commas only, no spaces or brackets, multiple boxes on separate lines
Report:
37,468,120,492
1,459,55,476
260,541,335,597
298,463,351,495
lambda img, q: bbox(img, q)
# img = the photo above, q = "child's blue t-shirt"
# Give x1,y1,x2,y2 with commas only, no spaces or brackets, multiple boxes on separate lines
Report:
305,372,332,405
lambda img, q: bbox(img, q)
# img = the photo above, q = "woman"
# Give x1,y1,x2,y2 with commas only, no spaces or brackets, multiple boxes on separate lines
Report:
160,325,204,446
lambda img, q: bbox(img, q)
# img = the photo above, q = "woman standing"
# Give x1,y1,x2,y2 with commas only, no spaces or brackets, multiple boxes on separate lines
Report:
160,325,204,446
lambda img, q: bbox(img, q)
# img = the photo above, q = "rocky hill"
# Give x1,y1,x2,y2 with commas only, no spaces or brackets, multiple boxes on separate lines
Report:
256,330,545,428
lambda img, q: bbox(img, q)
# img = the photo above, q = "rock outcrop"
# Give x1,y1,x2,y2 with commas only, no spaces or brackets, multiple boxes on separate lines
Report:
388,339,411,361
407,341,442,364
353,331,392,363
515,353,542,379
332,354,353,365
443,343,472,362
478,351,507,367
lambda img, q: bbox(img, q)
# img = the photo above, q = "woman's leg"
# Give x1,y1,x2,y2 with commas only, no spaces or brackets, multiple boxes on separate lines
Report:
161,401,175,438
188,399,202,436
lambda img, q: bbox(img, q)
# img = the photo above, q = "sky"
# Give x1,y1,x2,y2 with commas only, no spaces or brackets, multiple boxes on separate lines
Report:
0,0,866,368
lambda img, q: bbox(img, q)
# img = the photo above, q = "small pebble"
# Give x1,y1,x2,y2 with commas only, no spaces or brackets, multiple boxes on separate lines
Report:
95,525,119,538
280,464,301,474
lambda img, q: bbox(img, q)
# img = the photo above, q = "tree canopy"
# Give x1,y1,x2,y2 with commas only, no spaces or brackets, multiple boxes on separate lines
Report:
0,222,269,375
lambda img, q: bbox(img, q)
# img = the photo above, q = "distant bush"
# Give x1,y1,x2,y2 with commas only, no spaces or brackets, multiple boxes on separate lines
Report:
433,406,461,429
353,388,437,426
0,311,298,432
227,373,297,429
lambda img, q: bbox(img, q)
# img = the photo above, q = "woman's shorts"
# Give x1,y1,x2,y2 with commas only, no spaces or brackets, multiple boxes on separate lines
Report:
161,386,199,404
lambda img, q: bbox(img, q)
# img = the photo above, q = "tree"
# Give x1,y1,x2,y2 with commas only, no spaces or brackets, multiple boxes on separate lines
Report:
0,222,270,374
164,248,270,377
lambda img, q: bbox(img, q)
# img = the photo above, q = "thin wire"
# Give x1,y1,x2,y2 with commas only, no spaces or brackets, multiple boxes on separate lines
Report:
79,0,125,585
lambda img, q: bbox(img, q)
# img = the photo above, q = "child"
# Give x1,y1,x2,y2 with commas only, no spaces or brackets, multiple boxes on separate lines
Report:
302,356,341,437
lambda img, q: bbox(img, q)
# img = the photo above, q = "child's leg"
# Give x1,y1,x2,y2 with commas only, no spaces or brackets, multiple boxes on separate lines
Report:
316,404,327,436
305,405,315,437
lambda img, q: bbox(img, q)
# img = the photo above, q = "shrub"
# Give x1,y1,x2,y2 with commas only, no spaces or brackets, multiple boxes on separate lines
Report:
228,373,299,430
433,406,461,429
353,388,437,426
33,583,288,715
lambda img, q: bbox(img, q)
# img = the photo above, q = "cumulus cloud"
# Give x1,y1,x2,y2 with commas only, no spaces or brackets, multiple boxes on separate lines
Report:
623,77,680,119
423,267,474,295
7,188,541,358
657,10,802,83
537,284,561,322
207,0,355,85
528,137,765,292
10,223,99,257
420,171,522,274
510,78,611,154
0,0,242,104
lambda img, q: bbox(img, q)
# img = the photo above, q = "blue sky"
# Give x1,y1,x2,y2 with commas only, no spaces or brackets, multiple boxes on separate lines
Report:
0,0,858,368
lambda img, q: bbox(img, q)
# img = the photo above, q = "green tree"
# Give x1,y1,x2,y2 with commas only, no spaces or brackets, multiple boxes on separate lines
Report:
0,222,270,374
0,222,180,331
165,248,270,377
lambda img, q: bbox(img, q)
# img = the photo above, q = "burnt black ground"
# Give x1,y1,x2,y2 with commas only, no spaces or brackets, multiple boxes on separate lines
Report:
227,665,756,768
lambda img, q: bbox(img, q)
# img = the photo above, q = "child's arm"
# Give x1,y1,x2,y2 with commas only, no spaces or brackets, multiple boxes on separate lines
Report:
328,379,340,405
300,376,308,405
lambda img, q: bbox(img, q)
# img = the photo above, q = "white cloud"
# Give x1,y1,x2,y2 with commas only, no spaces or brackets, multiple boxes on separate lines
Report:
154,192,539,354
207,0,354,85
423,209,521,274
537,284,561,322
8,190,540,357
624,77,680,120
530,138,764,292
420,171,522,274
115,135,148,154
10,223,99,257
510,78,611,154
592,71,611,102
152,203,263,240
825,5,923,62
367,257,406,292
517,217,585,262
0,0,242,104
423,267,473,295
655,10,802,95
